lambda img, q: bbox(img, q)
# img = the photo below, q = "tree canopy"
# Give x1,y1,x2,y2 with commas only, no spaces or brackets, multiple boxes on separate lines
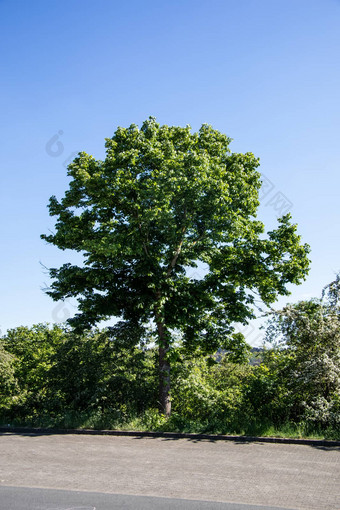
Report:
42,117,310,414
263,275,340,428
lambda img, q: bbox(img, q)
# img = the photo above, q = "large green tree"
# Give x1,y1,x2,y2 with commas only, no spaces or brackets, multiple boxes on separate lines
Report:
42,117,310,415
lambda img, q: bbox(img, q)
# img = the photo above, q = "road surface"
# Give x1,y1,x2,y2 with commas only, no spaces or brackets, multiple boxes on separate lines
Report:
0,432,339,509
0,486,296,510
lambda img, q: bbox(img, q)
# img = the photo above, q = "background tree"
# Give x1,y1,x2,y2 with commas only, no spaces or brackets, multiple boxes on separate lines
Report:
2,324,66,418
264,275,340,429
0,324,157,427
46,328,157,418
0,341,17,410
42,117,310,415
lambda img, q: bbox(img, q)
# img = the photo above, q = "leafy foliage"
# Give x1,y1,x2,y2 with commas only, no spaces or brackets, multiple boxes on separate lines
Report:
42,118,310,338
172,352,251,423
41,117,310,414
2,324,67,416
46,329,157,416
0,341,17,409
0,288,339,439
264,277,340,428
1,324,157,420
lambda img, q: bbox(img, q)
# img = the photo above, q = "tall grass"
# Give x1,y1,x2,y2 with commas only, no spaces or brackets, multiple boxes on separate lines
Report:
1,409,338,440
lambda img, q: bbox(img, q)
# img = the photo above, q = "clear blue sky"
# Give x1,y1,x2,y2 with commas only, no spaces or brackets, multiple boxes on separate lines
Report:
1,0,339,345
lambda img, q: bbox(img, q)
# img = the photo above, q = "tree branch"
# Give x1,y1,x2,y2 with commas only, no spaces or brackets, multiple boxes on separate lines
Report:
187,231,206,249
138,221,150,257
166,208,188,277
166,233,185,277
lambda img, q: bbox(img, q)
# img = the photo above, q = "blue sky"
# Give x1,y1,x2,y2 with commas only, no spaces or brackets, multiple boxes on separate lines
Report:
1,0,339,344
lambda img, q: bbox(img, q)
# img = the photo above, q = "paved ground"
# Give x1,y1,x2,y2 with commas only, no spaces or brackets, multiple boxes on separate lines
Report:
0,432,339,510
0,486,294,510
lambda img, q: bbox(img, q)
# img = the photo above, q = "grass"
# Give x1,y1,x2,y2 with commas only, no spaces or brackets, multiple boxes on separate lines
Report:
1,409,338,440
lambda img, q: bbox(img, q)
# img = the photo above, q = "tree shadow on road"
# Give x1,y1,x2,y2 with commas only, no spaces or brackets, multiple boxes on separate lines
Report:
1,428,339,450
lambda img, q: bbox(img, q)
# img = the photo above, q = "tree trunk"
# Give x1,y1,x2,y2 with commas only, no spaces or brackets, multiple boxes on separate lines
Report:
157,320,171,417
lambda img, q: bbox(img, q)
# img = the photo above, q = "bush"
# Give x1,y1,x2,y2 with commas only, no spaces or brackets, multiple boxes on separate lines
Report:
0,342,18,410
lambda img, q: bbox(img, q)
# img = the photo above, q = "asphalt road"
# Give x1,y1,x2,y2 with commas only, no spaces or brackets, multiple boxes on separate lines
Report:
0,432,339,510
0,486,294,510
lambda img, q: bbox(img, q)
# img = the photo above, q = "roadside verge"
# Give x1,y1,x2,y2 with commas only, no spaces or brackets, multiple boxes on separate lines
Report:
0,426,339,446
